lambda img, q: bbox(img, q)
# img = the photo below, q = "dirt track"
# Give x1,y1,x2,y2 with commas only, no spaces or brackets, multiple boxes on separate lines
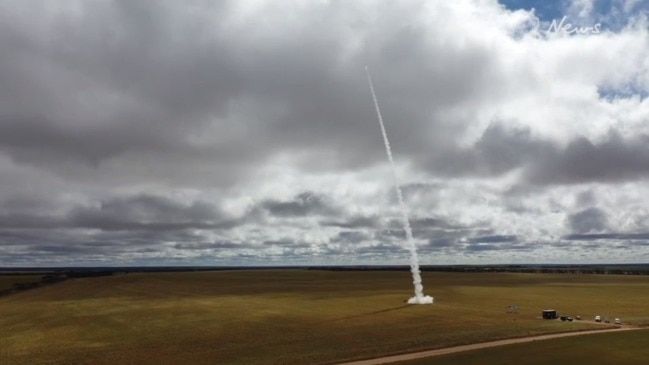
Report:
336,326,641,365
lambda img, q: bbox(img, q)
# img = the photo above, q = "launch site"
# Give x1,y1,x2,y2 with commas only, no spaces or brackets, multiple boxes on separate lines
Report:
1,0,648,364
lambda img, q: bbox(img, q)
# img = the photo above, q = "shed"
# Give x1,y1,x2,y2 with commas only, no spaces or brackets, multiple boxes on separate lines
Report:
542,309,557,319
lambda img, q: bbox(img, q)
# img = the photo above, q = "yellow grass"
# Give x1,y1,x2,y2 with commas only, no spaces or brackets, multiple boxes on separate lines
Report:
0,270,648,364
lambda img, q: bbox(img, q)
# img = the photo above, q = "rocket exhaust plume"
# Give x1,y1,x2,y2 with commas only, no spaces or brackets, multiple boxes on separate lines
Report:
365,66,433,305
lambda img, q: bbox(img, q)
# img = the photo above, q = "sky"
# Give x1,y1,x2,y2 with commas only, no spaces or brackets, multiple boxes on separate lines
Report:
1,0,648,267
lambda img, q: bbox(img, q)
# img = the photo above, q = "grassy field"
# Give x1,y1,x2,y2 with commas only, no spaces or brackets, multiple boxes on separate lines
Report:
394,329,649,365
0,275,45,292
0,270,648,364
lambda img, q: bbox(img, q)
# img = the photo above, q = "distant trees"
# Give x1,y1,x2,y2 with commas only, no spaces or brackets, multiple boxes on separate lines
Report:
41,274,66,284
0,273,67,297
12,282,40,290
309,265,649,275
64,271,114,278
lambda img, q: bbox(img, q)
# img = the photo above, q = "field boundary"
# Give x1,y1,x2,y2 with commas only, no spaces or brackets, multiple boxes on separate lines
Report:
335,326,643,365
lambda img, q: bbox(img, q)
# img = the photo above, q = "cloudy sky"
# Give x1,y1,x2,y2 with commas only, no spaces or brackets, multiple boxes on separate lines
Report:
1,0,648,266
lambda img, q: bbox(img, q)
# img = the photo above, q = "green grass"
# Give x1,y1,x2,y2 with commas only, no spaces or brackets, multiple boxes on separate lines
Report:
0,275,44,291
0,270,648,364
394,329,649,365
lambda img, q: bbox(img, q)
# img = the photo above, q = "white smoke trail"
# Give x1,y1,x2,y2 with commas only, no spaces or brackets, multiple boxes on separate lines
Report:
364,66,433,305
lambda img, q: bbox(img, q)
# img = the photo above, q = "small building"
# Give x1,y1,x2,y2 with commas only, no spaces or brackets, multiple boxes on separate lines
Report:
542,309,557,319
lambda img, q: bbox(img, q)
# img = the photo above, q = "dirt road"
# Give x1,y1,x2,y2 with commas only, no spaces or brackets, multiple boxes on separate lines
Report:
336,326,641,365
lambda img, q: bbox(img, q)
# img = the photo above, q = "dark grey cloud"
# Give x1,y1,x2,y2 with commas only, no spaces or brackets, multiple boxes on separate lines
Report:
568,208,609,234
526,133,649,185
464,241,531,252
320,215,379,229
409,217,459,230
466,124,551,176
0,2,237,161
575,190,596,207
563,233,649,241
412,123,553,178
0,1,646,188
357,243,407,255
30,244,108,255
0,0,514,186
414,123,649,185
0,194,237,231
262,239,310,248
331,231,371,244
174,241,254,250
261,192,340,218
401,183,440,196
385,216,457,231
0,0,645,183
0,229,150,263
69,194,238,231
426,237,457,250
466,235,518,244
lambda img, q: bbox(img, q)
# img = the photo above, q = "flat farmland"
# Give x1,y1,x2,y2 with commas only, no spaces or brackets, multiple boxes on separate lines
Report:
0,270,648,364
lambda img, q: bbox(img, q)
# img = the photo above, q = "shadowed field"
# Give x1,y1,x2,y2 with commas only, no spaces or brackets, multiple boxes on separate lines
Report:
394,328,649,365
0,270,648,364
0,275,44,292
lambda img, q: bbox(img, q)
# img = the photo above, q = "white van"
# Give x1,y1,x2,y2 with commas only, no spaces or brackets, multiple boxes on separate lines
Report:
614,318,621,325
595,315,601,322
